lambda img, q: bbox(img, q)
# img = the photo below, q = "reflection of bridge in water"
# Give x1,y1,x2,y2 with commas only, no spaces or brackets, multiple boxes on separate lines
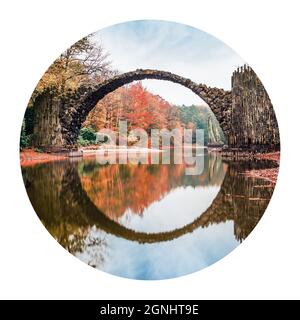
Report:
22,156,275,248
79,151,227,220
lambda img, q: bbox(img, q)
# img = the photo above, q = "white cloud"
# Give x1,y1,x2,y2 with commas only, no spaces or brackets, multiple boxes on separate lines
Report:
93,20,245,105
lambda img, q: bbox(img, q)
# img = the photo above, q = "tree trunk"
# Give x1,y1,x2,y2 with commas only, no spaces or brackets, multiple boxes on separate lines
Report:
33,90,65,151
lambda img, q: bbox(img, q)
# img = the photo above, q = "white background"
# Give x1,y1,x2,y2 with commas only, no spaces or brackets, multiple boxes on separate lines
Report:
0,0,299,299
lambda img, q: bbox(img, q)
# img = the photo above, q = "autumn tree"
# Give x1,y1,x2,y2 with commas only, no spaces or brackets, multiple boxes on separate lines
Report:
123,82,154,131
166,105,181,130
84,82,175,133
24,34,113,149
83,82,226,146
85,87,126,130
35,34,112,96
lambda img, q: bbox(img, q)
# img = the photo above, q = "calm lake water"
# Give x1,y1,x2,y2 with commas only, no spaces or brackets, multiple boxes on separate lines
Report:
22,151,275,280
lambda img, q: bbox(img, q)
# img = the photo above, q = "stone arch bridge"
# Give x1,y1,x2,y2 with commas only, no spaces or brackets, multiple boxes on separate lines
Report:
32,66,279,150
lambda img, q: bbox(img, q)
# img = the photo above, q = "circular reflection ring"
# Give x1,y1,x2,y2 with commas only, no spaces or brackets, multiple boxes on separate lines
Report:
69,164,232,244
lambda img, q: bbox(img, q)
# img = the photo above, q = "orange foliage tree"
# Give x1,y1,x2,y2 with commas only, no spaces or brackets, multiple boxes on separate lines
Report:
84,82,178,132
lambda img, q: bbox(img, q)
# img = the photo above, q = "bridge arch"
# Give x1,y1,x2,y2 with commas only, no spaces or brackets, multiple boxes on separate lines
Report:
61,69,232,145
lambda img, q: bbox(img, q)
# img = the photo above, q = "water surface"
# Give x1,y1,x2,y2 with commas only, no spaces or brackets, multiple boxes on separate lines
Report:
22,152,275,279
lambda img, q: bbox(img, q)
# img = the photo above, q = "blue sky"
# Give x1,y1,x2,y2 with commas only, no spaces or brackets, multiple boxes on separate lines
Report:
94,20,245,105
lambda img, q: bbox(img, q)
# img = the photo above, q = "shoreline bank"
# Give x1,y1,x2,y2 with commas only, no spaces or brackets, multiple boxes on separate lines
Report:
20,149,68,167
242,152,280,185
20,148,280,187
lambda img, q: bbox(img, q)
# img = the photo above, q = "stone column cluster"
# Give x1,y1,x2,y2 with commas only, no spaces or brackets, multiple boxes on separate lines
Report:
229,65,280,150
